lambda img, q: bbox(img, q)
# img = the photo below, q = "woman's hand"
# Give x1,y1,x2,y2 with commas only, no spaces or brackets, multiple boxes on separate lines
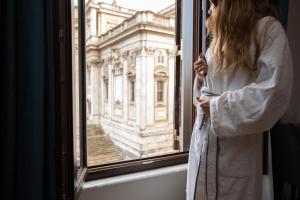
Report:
194,53,208,80
198,97,210,116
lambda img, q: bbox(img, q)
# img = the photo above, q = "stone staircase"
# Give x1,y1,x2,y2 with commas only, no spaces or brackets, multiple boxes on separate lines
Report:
87,124,123,166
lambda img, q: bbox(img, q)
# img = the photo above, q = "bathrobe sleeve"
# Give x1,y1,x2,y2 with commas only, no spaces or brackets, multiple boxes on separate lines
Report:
210,20,293,137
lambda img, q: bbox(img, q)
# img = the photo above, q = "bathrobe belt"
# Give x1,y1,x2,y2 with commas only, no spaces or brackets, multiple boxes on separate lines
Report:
194,91,220,200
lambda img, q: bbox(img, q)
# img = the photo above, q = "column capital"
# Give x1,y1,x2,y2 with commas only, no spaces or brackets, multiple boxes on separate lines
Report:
87,58,101,68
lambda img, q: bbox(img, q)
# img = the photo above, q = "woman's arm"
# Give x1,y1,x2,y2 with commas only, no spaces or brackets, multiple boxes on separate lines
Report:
210,20,293,137
193,54,207,106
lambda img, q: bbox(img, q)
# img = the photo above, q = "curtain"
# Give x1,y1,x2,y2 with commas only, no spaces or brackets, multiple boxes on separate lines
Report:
1,0,57,199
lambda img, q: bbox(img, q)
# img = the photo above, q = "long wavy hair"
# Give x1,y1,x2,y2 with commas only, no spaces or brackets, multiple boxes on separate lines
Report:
207,0,278,76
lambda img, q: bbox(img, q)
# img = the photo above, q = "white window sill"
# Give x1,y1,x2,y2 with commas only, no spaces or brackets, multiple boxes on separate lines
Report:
83,164,187,189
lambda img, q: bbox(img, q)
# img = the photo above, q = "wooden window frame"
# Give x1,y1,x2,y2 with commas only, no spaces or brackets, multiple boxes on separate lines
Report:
89,0,202,181
84,0,203,181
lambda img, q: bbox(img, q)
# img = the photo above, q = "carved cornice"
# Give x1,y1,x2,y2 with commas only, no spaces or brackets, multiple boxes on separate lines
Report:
111,48,121,63
144,47,155,56
132,47,143,56
167,49,176,58
112,61,123,75
87,58,101,68
122,50,130,59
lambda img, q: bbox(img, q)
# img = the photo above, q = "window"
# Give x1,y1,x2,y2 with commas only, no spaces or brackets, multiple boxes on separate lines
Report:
157,51,165,64
114,75,123,104
68,0,199,182
130,80,135,102
104,80,109,100
128,55,135,66
157,81,164,102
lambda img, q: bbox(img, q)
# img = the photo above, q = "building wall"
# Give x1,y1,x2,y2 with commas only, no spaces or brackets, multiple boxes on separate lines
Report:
85,4,177,159
97,33,176,158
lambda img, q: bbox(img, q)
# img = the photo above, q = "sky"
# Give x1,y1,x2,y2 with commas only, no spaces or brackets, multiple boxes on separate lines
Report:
87,0,175,12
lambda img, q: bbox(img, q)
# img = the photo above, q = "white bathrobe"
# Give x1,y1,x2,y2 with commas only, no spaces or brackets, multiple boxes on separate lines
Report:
186,16,293,200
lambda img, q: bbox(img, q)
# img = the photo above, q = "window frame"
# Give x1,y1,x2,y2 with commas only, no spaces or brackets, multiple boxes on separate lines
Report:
129,80,135,103
104,79,109,101
157,51,165,64
157,80,165,102
63,0,203,182
71,0,88,197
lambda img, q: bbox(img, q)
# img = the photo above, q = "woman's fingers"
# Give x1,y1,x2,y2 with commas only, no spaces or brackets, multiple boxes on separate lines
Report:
199,53,206,61
199,98,209,105
196,65,208,73
194,63,208,71
199,98,210,115
194,59,206,68
195,65,208,77
194,55,208,78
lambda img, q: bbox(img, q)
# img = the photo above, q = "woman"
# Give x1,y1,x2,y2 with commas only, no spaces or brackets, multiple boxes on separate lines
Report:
186,0,293,199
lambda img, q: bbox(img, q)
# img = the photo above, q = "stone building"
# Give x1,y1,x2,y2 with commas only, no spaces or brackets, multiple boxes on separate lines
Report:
85,0,177,160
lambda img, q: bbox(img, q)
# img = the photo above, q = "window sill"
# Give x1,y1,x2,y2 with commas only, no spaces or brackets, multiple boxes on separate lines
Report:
86,152,188,181
83,164,187,189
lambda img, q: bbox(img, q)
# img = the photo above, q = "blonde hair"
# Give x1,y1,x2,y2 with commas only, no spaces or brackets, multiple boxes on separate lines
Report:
206,0,277,77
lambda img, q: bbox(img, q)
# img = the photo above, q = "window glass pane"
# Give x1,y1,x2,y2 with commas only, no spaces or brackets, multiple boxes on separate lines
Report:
130,80,135,102
105,80,108,100
85,0,182,167
157,81,164,102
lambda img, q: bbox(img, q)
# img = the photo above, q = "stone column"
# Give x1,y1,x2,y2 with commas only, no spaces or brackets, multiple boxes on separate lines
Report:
90,8,97,36
135,47,148,130
122,52,129,123
145,48,155,126
89,59,101,123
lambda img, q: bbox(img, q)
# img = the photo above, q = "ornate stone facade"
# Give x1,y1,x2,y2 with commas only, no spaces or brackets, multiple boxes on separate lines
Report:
85,0,177,160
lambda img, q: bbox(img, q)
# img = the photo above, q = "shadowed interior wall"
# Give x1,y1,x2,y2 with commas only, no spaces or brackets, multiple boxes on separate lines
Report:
283,0,300,124
80,165,187,200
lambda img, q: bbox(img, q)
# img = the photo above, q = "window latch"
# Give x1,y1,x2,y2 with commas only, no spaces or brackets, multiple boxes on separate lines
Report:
175,39,183,60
